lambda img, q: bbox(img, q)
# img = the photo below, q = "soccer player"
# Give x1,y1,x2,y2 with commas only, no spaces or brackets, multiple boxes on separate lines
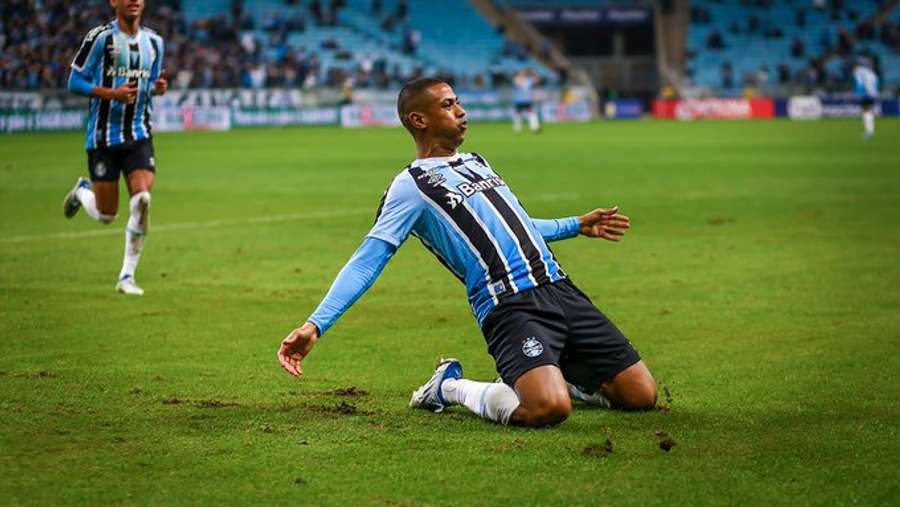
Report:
62,0,167,295
853,59,879,139
278,78,657,428
511,69,540,133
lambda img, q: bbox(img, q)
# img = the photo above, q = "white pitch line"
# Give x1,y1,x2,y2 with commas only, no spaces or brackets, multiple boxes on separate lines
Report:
1,194,579,244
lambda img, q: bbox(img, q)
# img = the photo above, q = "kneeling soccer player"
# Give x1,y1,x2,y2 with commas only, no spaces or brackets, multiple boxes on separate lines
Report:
278,78,657,427
61,0,167,295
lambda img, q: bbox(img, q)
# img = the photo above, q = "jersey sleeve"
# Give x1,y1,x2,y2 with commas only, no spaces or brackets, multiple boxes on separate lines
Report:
71,27,108,74
306,237,397,336
531,217,580,242
366,172,425,247
149,35,165,82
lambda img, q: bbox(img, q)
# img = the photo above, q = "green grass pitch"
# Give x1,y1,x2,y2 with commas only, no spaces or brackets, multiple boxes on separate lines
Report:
1,119,899,505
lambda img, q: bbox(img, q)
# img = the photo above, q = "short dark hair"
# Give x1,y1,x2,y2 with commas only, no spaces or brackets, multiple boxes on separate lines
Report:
397,77,447,135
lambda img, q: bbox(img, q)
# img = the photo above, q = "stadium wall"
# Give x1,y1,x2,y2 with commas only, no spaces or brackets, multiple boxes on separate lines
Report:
0,89,593,133
651,97,900,120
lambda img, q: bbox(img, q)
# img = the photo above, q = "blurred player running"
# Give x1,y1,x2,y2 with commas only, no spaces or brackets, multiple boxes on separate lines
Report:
512,69,541,133
853,59,879,140
62,0,167,295
278,78,657,428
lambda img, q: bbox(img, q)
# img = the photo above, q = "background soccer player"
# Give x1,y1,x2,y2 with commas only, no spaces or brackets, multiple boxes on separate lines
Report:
512,69,540,134
853,59,880,140
278,78,657,428
62,0,167,295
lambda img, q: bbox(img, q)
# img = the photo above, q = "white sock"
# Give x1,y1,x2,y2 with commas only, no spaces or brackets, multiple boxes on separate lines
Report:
75,185,116,223
863,111,875,136
528,110,540,132
119,192,150,280
512,112,523,132
441,378,520,425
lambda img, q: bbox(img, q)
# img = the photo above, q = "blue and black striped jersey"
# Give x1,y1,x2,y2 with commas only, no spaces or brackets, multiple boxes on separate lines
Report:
368,152,575,324
70,20,164,150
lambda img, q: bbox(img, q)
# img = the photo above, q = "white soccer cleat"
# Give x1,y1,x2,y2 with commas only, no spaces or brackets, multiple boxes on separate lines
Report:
63,177,90,218
116,275,144,296
409,357,463,413
567,383,612,408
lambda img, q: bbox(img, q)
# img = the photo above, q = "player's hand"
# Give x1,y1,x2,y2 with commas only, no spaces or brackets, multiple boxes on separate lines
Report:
277,322,319,377
578,206,630,241
109,82,138,104
153,70,168,96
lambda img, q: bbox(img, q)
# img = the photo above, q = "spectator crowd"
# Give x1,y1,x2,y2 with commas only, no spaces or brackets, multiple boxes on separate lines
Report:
690,0,898,92
1,0,542,92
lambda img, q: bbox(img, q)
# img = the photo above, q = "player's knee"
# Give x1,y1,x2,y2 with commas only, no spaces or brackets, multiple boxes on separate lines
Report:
620,382,657,411
523,397,571,427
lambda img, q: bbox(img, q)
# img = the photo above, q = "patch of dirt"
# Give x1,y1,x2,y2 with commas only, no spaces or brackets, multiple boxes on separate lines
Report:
193,399,240,409
129,387,144,395
14,370,57,379
293,476,306,486
151,375,164,381
312,401,372,416
328,386,368,397
162,396,188,405
495,438,527,453
371,496,422,507
582,439,613,457
707,216,736,226
657,385,674,413
655,431,677,452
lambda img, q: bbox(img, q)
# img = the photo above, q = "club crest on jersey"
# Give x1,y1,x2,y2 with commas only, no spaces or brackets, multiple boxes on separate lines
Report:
416,168,446,187
456,176,505,198
446,191,464,210
522,337,543,358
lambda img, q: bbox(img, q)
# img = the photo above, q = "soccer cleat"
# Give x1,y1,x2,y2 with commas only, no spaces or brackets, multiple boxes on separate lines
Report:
116,275,144,296
63,177,91,218
409,357,463,413
567,383,612,408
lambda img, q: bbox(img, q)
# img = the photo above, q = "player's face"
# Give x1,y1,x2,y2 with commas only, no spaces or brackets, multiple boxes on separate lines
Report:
423,83,468,146
111,0,145,22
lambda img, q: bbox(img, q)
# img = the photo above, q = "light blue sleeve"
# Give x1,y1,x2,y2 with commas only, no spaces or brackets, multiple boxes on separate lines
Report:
67,70,95,96
531,217,580,242
149,35,164,82
68,30,107,96
307,237,397,336
366,172,425,247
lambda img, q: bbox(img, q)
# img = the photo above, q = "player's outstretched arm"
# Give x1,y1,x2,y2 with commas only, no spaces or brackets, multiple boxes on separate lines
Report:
531,206,630,243
277,237,397,377
577,206,630,241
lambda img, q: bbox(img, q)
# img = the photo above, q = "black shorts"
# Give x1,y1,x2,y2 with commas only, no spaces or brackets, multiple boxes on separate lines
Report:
86,138,156,182
514,102,533,113
481,279,641,391
860,97,876,108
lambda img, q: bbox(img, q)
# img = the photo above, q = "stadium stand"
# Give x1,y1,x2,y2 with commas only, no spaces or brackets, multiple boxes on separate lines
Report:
686,0,899,94
0,0,553,91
